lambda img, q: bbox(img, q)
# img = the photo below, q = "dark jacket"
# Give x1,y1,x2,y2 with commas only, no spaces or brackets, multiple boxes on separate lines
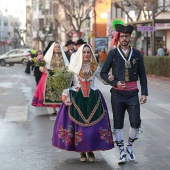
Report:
65,50,76,62
100,48,148,96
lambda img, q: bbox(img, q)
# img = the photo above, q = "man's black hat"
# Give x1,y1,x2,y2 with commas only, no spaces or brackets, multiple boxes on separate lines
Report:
65,40,75,46
74,38,87,45
115,24,134,35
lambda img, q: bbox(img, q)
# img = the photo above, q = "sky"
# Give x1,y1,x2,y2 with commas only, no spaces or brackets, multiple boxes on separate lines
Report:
0,0,26,16
0,0,26,27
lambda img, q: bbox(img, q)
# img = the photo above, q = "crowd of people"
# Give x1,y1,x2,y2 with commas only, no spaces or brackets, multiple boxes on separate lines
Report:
29,23,148,165
139,46,169,57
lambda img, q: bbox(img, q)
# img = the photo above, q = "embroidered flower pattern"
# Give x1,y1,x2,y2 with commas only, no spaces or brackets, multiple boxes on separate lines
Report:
58,125,74,146
75,129,83,145
99,126,113,143
58,125,83,146
132,59,136,65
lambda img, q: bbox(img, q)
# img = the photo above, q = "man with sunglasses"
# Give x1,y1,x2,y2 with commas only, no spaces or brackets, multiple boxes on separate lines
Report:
100,24,148,164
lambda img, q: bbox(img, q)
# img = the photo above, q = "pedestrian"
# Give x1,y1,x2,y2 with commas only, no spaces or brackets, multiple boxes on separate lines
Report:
164,47,169,56
30,47,37,58
140,48,145,57
31,41,69,115
32,50,43,85
24,55,32,75
148,47,152,56
100,24,148,164
52,44,114,162
157,46,165,56
99,47,107,68
94,49,100,63
64,40,76,62
70,38,86,62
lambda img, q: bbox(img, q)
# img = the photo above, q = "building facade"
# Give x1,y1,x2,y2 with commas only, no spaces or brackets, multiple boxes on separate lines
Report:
110,0,170,55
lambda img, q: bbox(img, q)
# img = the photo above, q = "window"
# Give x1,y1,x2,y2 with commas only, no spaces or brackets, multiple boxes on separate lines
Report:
4,20,8,26
7,51,17,55
16,50,24,54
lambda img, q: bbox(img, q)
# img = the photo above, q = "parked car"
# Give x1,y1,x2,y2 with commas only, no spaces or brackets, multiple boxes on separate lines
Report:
0,49,31,66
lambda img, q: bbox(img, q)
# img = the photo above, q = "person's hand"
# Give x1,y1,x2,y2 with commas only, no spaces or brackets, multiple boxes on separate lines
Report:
108,75,114,81
39,67,47,72
140,95,147,104
116,81,126,89
64,99,72,106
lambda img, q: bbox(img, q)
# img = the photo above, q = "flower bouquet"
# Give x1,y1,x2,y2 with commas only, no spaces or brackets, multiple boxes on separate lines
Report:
32,55,46,67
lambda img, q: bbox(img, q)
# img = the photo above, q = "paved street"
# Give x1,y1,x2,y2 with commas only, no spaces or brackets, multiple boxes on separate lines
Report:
0,64,170,170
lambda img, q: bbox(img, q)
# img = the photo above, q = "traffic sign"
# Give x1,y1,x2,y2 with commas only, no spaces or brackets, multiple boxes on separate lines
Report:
137,26,156,32
108,27,116,36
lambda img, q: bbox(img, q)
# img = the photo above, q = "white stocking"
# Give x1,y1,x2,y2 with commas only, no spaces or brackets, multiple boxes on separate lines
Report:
127,127,139,152
114,129,125,157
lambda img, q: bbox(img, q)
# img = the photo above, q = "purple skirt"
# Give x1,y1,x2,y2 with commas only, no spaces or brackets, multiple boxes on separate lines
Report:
52,91,114,152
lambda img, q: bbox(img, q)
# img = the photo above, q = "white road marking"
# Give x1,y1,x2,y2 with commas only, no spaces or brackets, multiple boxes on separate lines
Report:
0,93,9,95
4,106,28,121
157,104,170,112
100,149,120,169
49,114,57,120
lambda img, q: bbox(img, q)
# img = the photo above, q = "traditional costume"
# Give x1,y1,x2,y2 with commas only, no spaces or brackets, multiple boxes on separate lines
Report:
52,44,114,158
100,24,148,164
70,39,86,62
32,41,69,108
65,40,76,62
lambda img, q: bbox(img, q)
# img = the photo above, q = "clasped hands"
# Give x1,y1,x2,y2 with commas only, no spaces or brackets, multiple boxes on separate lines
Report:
39,67,47,72
64,99,72,106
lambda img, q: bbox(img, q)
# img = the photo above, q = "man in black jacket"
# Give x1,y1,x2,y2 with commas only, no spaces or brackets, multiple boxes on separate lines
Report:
65,40,76,62
100,24,148,164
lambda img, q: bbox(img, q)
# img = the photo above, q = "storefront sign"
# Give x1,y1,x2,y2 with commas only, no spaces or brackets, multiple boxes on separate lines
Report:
137,26,156,32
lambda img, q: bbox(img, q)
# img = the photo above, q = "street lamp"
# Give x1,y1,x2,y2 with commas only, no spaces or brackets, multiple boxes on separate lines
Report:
45,26,50,45
86,15,91,44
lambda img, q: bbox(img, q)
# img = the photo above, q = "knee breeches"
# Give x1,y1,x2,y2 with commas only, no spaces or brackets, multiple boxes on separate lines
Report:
111,90,141,129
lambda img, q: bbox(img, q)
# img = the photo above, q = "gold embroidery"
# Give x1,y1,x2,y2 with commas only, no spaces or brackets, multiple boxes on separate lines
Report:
50,53,65,69
79,62,98,79
68,92,105,127
125,69,129,81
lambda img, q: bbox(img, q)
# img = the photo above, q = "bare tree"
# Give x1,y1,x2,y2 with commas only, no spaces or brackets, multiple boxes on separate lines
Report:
54,10,74,40
32,19,48,51
55,0,93,39
8,22,27,48
114,0,170,47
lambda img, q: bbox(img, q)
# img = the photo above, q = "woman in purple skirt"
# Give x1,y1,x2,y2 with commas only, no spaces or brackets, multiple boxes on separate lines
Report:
52,44,114,162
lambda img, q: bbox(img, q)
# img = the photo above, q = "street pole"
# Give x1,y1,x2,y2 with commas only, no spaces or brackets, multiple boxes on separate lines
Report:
151,0,157,56
151,19,155,56
146,31,148,56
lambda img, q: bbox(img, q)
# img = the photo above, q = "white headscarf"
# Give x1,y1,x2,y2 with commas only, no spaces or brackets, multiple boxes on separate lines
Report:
44,42,69,69
68,44,97,74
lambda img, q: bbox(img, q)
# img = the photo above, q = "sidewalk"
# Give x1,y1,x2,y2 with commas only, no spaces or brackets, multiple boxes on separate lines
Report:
147,75,170,90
